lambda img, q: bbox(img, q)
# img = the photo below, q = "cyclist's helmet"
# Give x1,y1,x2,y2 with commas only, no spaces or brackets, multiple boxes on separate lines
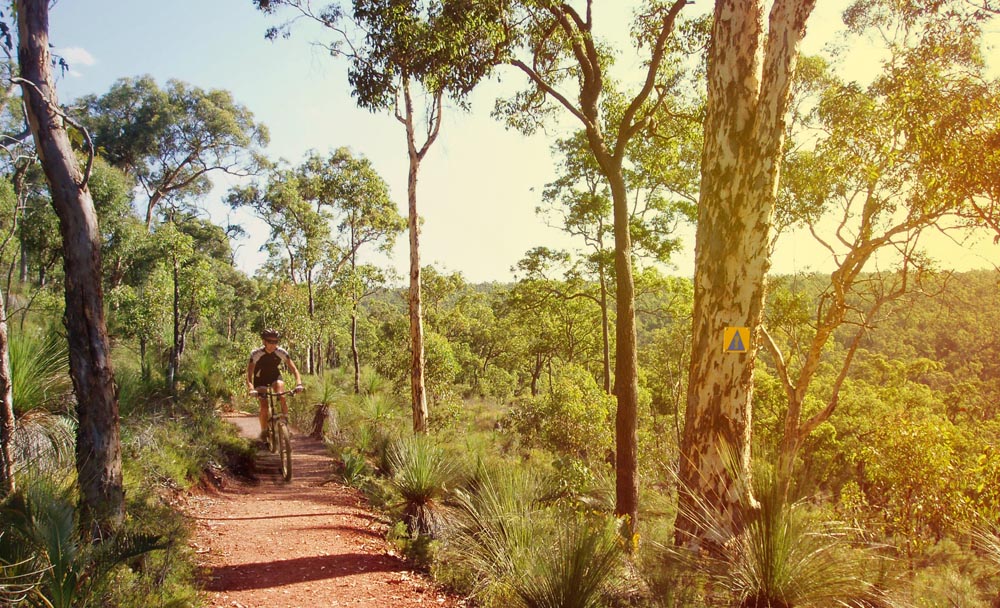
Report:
260,329,280,341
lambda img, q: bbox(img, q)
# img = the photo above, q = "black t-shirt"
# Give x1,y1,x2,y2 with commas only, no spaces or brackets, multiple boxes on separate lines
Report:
249,347,291,386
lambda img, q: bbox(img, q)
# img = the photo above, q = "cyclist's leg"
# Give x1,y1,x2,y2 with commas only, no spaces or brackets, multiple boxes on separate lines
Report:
273,379,289,417
255,386,269,438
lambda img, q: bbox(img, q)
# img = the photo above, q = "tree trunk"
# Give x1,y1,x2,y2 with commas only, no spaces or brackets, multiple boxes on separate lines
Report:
607,171,640,540
599,259,612,395
169,254,180,400
530,352,542,397
17,0,124,536
351,306,361,395
140,335,149,381
676,0,816,547
307,272,316,375
18,235,27,284
400,77,430,434
407,152,427,431
0,289,15,499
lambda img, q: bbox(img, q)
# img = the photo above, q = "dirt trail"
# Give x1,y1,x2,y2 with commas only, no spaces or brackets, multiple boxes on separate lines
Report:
185,414,462,607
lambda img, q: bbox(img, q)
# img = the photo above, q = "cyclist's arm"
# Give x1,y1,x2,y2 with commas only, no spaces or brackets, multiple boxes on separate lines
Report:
246,359,256,392
285,356,303,389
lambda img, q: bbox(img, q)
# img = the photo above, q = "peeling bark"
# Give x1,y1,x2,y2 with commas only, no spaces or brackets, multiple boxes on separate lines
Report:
676,0,815,546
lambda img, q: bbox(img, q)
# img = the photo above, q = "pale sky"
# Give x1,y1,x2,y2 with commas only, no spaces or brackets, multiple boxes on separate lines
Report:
48,0,998,283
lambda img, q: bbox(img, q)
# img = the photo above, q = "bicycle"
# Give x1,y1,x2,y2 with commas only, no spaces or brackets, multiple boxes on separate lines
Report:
250,387,300,481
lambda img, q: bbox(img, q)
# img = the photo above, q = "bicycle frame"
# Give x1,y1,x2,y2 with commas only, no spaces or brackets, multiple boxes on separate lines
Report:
254,388,296,481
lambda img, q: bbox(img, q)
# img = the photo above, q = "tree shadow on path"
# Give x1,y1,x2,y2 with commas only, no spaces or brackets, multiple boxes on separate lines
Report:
203,552,406,591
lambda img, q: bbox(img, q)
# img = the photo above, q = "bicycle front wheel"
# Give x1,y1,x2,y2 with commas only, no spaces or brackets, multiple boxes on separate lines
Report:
278,421,292,481
267,420,278,453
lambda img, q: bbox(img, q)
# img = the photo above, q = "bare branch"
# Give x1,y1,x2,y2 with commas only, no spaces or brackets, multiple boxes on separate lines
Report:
511,58,591,127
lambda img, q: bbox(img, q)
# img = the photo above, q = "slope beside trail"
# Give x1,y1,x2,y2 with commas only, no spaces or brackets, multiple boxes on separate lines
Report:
184,413,463,608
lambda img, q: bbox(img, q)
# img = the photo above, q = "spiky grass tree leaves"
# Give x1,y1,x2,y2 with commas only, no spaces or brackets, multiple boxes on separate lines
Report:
388,434,459,537
9,328,71,417
663,462,886,608
511,514,625,608
444,465,626,608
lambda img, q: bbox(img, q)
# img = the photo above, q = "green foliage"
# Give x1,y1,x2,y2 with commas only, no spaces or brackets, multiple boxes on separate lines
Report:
0,481,167,608
509,514,625,608
78,75,268,225
339,450,371,488
440,464,624,608
504,363,614,461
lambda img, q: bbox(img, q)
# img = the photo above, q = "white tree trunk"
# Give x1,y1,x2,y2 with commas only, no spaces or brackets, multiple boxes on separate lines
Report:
676,0,816,546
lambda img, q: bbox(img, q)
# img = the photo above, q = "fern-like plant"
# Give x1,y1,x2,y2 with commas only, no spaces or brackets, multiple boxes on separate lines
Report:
0,480,167,608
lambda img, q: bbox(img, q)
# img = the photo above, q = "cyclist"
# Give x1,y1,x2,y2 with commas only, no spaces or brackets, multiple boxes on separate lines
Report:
246,329,304,441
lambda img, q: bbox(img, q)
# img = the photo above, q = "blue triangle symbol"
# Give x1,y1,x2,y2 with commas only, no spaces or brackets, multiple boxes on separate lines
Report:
727,331,746,352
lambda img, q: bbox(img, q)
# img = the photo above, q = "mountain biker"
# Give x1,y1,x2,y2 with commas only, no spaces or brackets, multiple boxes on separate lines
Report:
247,329,304,441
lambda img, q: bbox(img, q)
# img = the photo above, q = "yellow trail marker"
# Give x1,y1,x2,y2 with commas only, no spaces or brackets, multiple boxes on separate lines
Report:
724,327,749,353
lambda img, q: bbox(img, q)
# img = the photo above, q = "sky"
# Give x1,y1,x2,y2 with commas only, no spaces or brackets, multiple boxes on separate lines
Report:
46,0,999,283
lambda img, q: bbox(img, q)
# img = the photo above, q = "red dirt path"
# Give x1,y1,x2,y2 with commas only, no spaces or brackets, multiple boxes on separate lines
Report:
184,414,464,608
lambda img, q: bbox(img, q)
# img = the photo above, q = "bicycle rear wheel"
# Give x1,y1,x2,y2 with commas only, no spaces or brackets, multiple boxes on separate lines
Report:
278,421,292,481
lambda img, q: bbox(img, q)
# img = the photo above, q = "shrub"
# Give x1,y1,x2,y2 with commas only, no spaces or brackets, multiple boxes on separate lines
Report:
440,464,625,608
340,450,371,488
504,363,614,461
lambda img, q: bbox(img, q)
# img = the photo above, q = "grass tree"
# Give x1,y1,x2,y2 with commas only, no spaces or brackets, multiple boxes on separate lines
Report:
663,458,884,607
387,433,458,536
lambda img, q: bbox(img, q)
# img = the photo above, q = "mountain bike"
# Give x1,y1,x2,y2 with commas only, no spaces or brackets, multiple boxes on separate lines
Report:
251,388,299,481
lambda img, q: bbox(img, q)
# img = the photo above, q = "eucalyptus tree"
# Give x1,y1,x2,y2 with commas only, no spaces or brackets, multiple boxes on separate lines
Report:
254,0,505,433
511,246,607,390
506,254,605,396
496,0,694,533
0,177,16,496
77,76,269,230
761,3,1000,497
304,148,404,389
227,162,332,372
675,0,818,546
230,148,402,374
16,0,123,535
162,213,232,398
334,263,392,392
539,112,699,393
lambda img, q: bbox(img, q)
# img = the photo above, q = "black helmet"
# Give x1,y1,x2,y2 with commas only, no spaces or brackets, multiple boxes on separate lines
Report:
260,328,280,340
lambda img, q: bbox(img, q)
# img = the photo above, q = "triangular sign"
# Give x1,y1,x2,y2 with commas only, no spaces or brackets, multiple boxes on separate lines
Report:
727,331,746,352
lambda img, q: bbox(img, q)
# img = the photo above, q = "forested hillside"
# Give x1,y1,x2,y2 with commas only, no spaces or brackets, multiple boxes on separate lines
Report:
2,0,1000,606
